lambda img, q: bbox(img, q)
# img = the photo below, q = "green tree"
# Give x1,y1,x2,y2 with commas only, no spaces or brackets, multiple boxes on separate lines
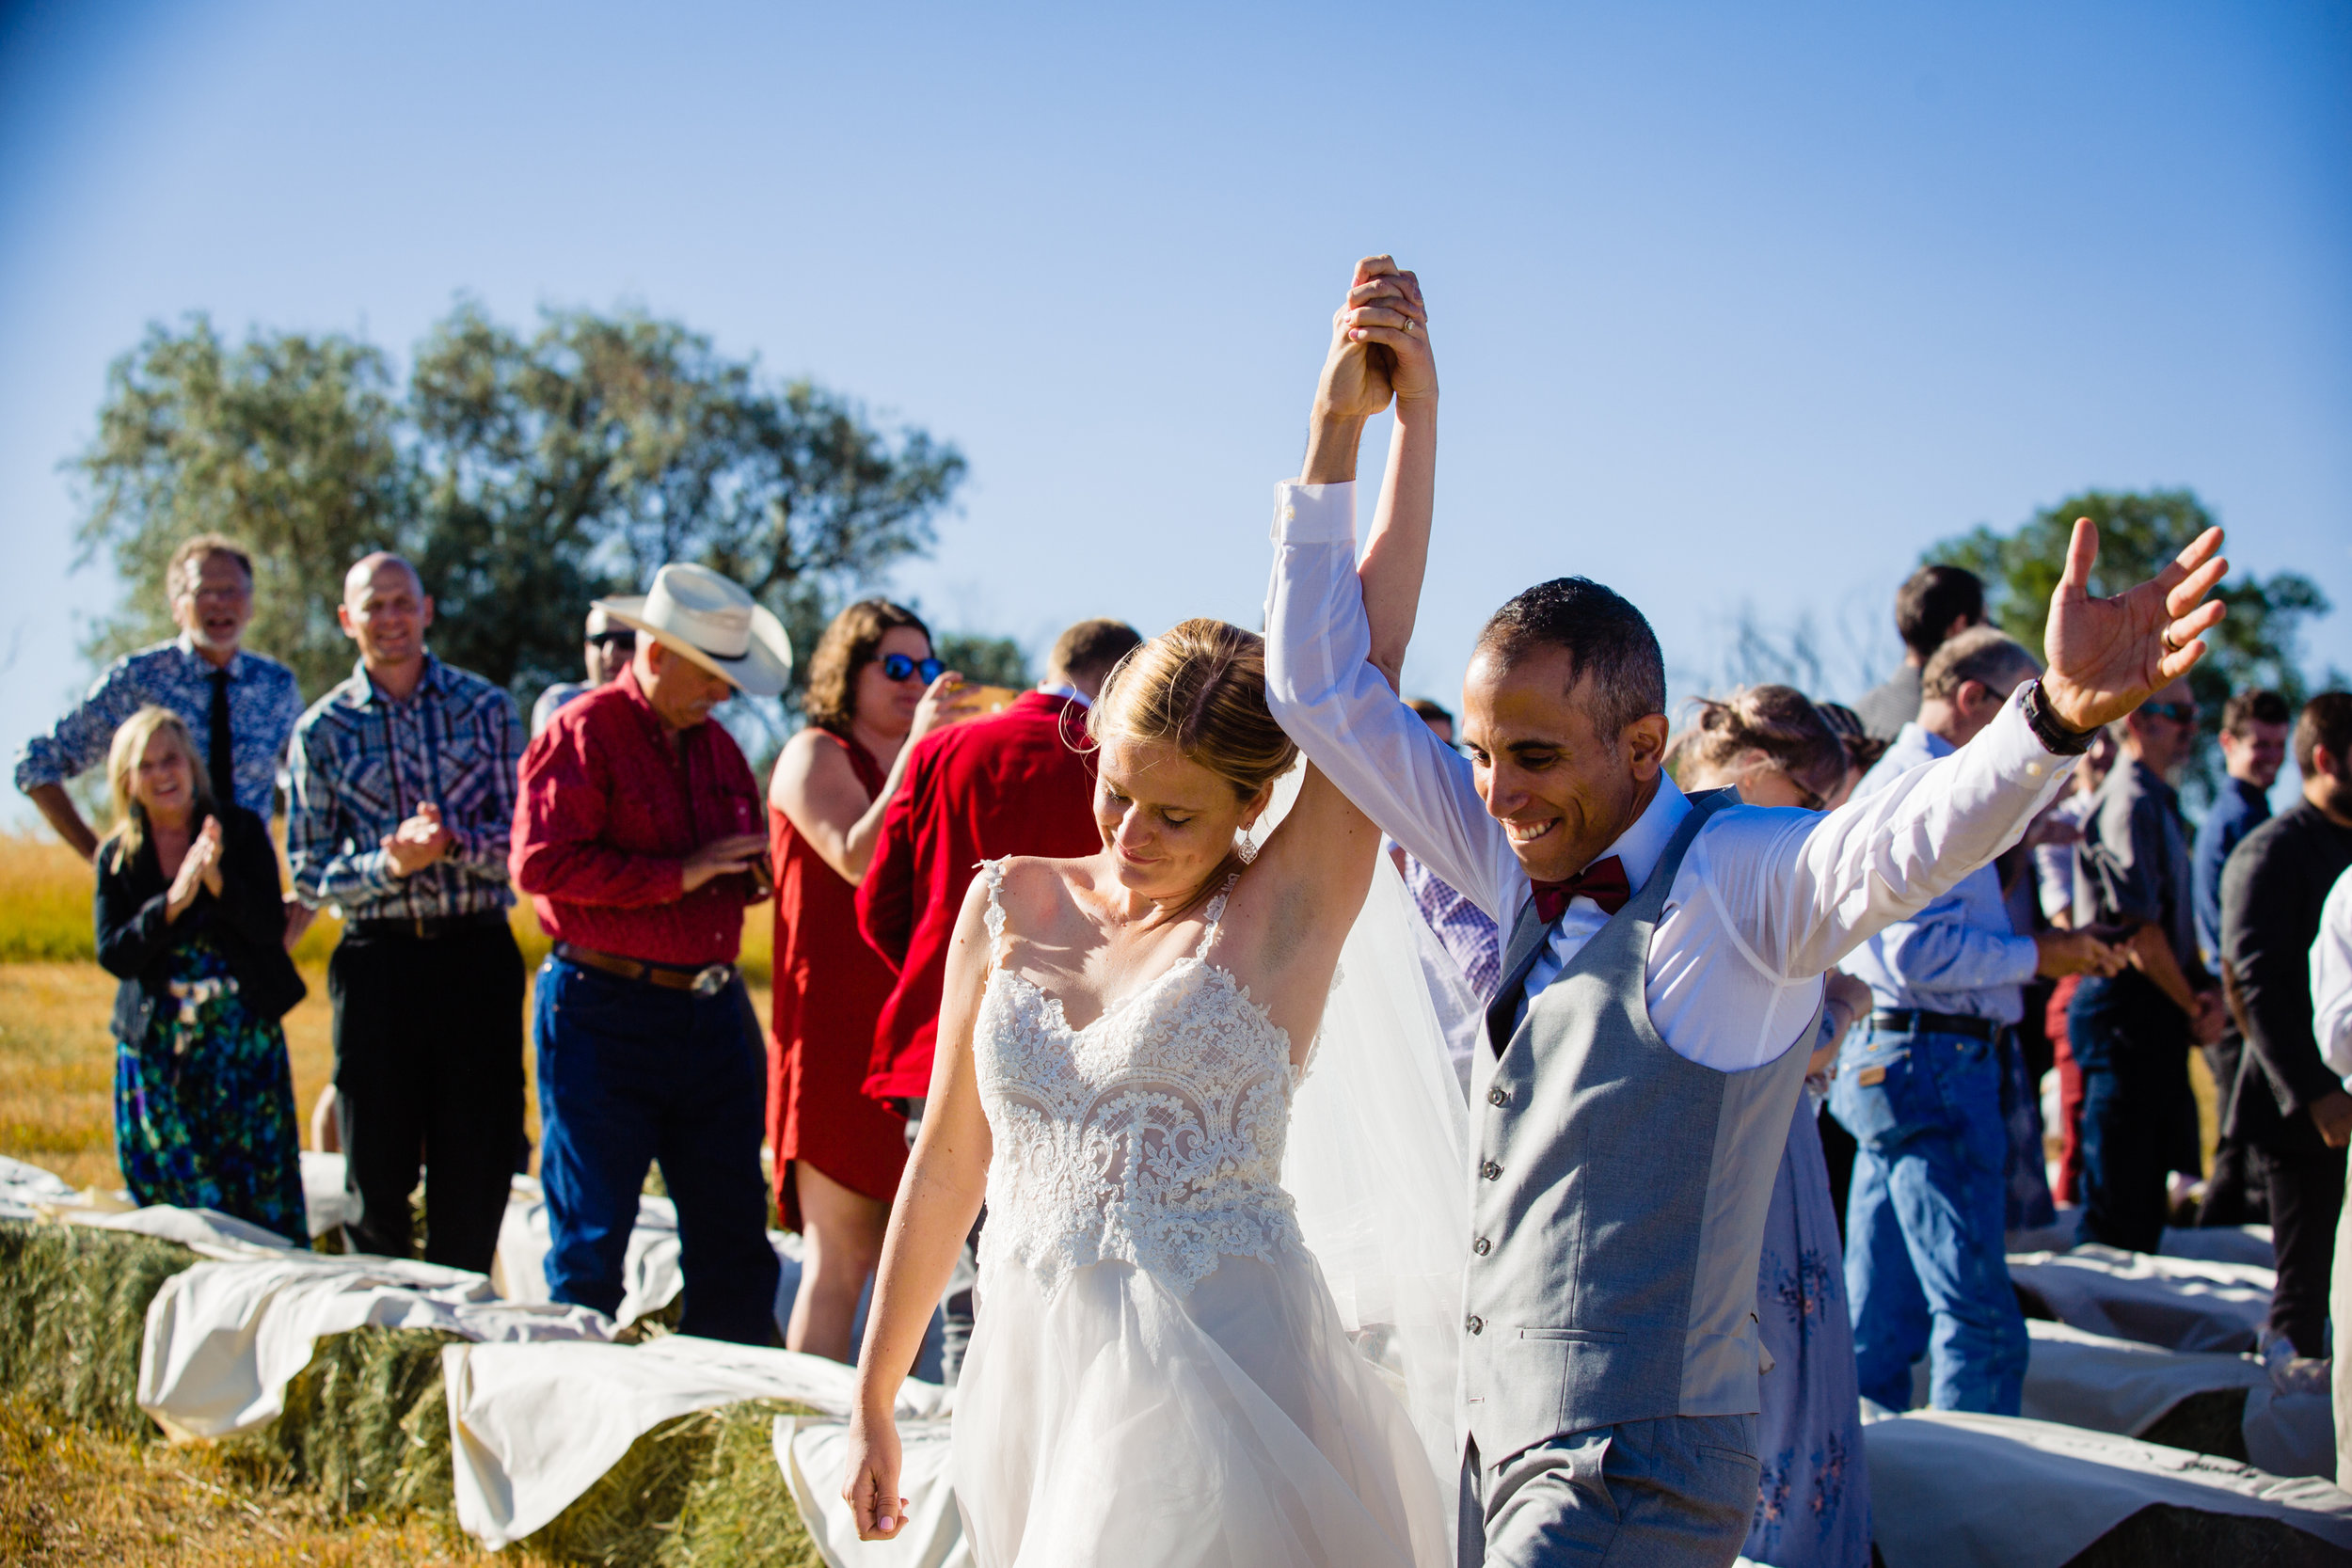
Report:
72,315,410,696
1931,488,2332,796
933,632,1032,689
73,302,967,706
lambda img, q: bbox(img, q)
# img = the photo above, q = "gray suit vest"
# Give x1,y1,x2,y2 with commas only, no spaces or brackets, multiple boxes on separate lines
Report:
1460,788,1813,1462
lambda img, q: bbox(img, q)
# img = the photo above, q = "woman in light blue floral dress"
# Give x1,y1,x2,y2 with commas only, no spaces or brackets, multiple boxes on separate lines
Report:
1673,689,1872,1566
1748,1069,1872,1566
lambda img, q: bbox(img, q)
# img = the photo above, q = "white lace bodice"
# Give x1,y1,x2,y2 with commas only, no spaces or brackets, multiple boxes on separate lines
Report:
971,861,1306,1297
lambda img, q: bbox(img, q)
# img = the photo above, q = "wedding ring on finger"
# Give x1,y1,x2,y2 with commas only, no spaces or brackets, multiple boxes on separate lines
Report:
2162,627,2180,654
1404,319,1415,334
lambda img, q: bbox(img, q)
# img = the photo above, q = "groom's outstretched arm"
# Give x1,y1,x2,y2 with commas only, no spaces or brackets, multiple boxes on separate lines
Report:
1265,258,1521,923
1711,520,2233,982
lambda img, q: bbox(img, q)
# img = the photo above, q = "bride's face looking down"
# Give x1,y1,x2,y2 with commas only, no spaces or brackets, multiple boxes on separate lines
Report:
1093,736,1267,904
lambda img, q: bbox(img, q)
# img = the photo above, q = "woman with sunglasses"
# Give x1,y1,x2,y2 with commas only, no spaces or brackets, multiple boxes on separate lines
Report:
769,598,976,1361
1668,685,1877,1568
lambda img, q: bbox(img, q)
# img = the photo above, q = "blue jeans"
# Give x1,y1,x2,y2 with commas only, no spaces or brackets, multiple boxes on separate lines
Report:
2067,974,2193,1255
535,955,780,1344
1829,1023,2026,1415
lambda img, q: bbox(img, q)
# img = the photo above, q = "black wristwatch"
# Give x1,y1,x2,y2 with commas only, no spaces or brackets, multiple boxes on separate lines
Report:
2022,680,2097,756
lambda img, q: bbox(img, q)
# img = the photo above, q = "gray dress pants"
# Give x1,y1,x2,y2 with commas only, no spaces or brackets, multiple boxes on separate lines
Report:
1459,1415,1760,1567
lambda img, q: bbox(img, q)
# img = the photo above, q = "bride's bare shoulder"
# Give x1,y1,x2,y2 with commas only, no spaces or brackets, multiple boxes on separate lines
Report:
987,854,1097,933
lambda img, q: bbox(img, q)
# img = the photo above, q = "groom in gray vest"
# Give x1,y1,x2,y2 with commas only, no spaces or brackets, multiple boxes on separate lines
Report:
1264,256,2233,1564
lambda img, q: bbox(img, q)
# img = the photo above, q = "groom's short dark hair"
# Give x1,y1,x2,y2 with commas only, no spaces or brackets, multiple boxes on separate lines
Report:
1476,578,1667,738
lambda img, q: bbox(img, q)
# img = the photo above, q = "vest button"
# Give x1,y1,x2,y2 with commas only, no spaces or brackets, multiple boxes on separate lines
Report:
1473,1236,1491,1255
1487,1086,1508,1106
1480,1160,1502,1180
1466,1315,1485,1335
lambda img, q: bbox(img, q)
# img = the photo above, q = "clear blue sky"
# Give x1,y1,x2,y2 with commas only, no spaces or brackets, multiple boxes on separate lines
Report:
4,0,2346,823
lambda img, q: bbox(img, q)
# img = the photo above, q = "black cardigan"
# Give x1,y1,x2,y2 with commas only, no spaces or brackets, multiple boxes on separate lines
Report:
2219,800,2352,1155
94,804,307,1044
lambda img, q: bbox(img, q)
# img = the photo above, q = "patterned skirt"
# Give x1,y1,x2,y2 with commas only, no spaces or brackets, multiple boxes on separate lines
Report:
1746,1096,1871,1568
115,935,308,1244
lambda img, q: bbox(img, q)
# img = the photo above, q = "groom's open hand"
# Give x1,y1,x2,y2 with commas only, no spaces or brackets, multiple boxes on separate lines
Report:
2040,517,2229,734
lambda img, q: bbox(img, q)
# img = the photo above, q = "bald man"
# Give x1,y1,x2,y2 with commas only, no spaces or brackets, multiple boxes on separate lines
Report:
288,553,526,1270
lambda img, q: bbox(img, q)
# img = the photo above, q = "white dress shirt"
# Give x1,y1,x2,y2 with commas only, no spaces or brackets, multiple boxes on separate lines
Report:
2314,872,2352,1083
1262,479,2078,1073
1841,723,2042,1023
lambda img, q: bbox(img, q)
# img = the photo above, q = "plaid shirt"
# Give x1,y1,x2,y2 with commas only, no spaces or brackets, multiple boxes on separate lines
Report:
288,655,523,920
13,636,301,819
1400,847,1502,998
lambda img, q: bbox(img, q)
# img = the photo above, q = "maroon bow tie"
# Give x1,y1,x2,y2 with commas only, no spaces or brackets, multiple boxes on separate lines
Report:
1531,856,1630,924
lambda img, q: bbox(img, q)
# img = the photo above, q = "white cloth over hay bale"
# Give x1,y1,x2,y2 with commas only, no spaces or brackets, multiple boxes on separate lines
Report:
445,1334,950,1549
2008,1243,2272,1353
0,1153,88,1216
2158,1224,2276,1269
2003,1212,2275,1270
778,1414,969,1568
1863,1406,2352,1566
71,1202,303,1258
1996,1320,2330,1479
492,1173,805,1331
298,1151,362,1238
0,1157,287,1259
140,1251,613,1439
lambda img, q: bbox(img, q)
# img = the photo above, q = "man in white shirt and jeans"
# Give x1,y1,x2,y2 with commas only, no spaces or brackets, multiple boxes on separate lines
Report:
2314,868,2352,1489
1263,255,2233,1567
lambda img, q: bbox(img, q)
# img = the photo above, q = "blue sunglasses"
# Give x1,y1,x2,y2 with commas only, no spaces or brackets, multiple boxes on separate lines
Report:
880,653,945,684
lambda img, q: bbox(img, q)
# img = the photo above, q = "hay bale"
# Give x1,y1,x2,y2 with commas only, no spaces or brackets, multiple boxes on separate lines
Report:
2065,1501,2342,1567
2137,1386,2251,1463
525,1398,821,1568
217,1325,464,1518
663,1400,823,1567
0,1219,198,1436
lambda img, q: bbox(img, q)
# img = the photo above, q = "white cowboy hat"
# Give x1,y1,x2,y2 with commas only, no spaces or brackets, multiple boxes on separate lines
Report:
593,563,793,698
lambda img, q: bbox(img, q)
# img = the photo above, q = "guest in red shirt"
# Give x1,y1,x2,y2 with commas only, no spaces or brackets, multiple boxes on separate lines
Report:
767,599,976,1361
854,617,1136,1380
511,563,787,1345
862,618,1140,1100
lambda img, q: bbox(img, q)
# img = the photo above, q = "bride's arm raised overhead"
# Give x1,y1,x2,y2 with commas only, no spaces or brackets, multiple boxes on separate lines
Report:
1263,256,1521,924
842,871,995,1541
1206,257,1458,1054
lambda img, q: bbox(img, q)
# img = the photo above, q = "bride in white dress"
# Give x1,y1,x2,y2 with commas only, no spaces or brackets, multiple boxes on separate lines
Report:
845,259,1450,1568
841,613,1453,1567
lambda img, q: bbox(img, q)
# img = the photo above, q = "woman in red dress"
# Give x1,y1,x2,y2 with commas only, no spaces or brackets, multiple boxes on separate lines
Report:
769,599,970,1360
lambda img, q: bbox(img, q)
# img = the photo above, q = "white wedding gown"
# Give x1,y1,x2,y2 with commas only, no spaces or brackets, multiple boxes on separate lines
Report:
952,861,1454,1568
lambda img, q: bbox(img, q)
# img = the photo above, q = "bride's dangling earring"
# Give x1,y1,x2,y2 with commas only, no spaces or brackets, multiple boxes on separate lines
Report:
1235,824,1259,865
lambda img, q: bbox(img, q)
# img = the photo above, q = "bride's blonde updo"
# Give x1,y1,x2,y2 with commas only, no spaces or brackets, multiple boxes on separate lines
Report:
1087,618,1299,799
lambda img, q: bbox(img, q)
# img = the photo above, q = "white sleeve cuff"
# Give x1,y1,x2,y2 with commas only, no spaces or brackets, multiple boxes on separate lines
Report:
1981,683,2080,787
1271,480,1357,544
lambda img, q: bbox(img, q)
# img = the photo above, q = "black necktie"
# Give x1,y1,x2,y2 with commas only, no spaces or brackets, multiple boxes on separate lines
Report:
207,668,235,809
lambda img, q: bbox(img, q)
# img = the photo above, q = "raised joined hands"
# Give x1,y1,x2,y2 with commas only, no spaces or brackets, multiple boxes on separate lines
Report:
2041,519,2228,734
1314,255,1435,425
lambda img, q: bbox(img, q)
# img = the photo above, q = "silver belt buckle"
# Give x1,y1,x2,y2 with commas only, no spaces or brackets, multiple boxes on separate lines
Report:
691,963,734,998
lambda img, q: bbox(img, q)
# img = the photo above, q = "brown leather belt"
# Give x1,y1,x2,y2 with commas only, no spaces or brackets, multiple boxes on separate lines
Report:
554,942,738,998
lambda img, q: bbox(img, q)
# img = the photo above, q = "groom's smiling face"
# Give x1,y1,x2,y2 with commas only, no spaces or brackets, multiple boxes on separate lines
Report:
1460,644,1668,885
